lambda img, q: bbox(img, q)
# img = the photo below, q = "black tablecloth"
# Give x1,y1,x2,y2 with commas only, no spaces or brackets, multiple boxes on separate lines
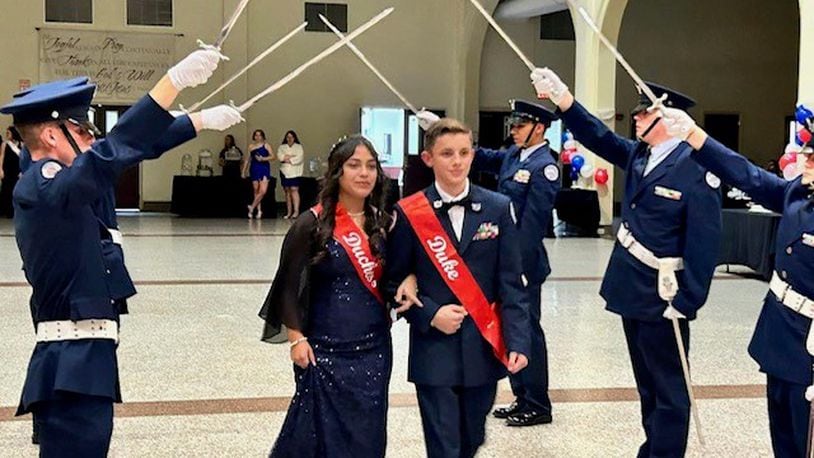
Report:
171,176,277,218
555,189,600,237
717,208,782,280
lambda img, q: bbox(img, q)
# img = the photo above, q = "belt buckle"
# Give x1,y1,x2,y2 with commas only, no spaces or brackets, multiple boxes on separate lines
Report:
791,294,808,313
779,284,791,303
620,231,634,249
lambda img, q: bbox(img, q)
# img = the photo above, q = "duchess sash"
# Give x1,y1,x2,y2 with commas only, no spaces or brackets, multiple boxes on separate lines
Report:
312,204,384,304
399,192,509,367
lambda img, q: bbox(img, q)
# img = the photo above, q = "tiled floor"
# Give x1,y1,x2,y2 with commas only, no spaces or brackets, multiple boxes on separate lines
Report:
0,215,777,457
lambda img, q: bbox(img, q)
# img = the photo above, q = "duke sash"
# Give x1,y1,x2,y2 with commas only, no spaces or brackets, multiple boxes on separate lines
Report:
399,192,509,367
312,204,384,304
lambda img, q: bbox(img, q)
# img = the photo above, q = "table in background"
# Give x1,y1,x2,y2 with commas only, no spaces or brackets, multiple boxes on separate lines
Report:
555,188,600,237
171,176,277,218
717,208,781,280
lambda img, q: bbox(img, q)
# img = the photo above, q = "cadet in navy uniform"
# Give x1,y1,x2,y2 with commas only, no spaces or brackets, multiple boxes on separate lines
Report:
471,100,559,426
533,68,722,457
1,46,241,456
386,118,530,458
662,105,814,457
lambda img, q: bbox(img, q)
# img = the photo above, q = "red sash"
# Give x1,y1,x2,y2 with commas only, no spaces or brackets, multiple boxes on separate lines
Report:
398,192,509,367
312,204,384,304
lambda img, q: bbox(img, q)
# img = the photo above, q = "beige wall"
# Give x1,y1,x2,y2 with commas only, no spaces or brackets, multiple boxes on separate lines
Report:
0,0,495,204
1,0,805,207
614,0,800,166
479,17,575,115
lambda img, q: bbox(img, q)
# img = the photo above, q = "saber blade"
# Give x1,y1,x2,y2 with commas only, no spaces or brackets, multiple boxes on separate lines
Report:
566,0,663,107
319,14,418,114
214,0,251,49
466,0,536,71
188,22,307,112
238,7,394,112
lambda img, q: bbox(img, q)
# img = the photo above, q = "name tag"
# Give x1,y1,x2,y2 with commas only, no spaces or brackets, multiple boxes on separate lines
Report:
654,186,682,201
802,233,814,247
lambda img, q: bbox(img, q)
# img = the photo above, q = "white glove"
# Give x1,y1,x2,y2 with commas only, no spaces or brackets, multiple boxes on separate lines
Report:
167,44,226,90
199,104,244,131
416,109,440,131
661,107,697,141
662,305,686,320
530,67,568,104
806,385,814,402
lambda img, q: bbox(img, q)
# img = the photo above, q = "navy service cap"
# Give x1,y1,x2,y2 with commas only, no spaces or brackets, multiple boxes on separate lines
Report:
631,82,696,115
509,99,559,126
0,77,99,135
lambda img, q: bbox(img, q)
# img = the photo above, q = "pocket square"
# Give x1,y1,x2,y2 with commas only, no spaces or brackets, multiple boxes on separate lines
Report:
473,222,499,240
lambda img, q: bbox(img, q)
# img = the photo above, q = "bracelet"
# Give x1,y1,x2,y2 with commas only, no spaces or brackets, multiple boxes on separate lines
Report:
289,337,308,348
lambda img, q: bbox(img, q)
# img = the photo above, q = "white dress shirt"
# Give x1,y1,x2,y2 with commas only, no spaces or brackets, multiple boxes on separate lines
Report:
435,179,471,241
643,137,681,176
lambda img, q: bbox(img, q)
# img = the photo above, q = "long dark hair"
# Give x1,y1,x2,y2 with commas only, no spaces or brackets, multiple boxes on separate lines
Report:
281,130,300,145
7,126,21,143
312,135,390,265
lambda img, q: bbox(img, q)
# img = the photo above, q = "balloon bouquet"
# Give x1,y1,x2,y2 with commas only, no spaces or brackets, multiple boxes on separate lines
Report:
779,104,814,180
561,130,608,186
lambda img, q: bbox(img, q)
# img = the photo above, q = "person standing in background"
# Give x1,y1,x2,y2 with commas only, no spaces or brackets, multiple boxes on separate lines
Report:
0,126,23,217
218,134,243,180
278,130,304,219
244,129,274,219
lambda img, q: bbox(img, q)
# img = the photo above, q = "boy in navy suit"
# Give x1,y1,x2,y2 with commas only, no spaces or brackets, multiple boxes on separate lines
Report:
534,68,722,457
387,118,530,458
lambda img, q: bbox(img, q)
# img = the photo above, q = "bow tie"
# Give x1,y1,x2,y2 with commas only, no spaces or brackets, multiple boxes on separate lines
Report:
438,196,471,212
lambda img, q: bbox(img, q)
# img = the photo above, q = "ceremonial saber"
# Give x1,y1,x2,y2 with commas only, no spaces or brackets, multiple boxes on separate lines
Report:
237,7,394,112
671,315,706,446
319,14,419,114
566,0,666,109
466,0,535,71
214,0,251,49
187,22,307,112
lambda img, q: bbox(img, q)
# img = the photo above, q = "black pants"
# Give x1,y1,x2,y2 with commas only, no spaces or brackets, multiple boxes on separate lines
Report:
416,383,497,458
767,375,809,458
622,318,690,458
508,282,551,414
34,394,114,458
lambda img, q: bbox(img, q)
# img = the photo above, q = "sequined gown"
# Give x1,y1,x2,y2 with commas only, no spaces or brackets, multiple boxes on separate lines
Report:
270,239,392,458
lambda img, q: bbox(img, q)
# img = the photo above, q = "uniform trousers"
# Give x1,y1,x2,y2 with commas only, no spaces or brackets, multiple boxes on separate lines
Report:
622,317,690,458
508,282,551,414
416,383,497,458
34,393,113,458
767,374,810,458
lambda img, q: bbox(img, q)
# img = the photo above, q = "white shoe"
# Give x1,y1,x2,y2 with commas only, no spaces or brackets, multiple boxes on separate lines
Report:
247,206,254,219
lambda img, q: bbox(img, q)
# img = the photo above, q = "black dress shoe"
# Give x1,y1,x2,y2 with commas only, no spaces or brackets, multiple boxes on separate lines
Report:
492,401,523,419
506,410,552,427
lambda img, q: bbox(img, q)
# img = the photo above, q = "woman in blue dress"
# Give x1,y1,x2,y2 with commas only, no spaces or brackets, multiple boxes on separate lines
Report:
244,129,275,219
259,136,418,458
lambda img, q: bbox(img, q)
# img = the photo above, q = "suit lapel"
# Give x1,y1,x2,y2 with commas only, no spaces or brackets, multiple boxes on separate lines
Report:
425,185,460,249
457,188,484,255
630,143,688,202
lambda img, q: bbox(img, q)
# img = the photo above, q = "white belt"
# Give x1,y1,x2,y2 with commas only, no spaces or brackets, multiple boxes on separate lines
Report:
36,319,119,343
617,225,684,272
107,228,123,246
770,272,814,319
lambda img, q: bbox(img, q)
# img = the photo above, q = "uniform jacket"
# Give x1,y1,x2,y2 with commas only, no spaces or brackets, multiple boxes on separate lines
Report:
385,184,531,387
560,101,722,321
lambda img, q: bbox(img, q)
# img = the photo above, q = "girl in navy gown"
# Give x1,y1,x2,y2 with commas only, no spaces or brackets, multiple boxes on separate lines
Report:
245,129,274,219
260,136,418,458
